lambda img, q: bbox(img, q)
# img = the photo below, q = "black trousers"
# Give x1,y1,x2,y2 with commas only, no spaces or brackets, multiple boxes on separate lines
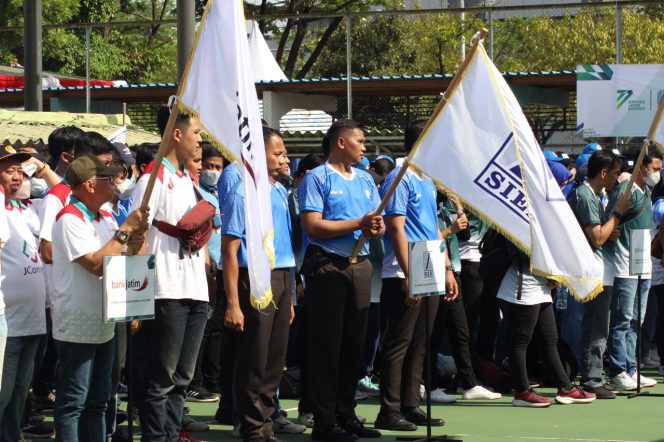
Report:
379,278,438,414
461,260,500,361
429,274,476,390
499,300,569,393
213,269,240,418
306,256,372,426
191,270,224,392
236,268,292,440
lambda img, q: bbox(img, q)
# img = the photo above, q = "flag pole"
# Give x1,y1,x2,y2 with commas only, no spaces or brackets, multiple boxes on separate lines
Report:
622,90,664,199
349,28,488,263
126,0,215,255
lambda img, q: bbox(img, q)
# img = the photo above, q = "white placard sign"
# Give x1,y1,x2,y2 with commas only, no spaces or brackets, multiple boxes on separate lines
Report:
408,240,446,297
103,255,156,322
630,229,652,276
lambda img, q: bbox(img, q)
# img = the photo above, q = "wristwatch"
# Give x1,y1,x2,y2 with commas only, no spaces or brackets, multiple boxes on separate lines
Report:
115,230,130,245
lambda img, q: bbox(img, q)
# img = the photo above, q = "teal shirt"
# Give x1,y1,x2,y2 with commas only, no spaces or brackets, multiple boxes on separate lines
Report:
567,181,605,262
437,201,461,274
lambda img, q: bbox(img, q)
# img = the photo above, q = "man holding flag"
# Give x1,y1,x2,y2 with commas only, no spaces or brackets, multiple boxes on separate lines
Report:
132,108,208,441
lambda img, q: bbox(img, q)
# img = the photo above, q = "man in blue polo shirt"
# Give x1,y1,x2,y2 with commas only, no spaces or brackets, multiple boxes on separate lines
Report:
299,119,384,442
375,121,457,432
222,127,295,442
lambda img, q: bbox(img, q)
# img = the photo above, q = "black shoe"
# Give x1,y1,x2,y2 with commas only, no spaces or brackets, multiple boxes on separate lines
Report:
186,386,220,403
374,412,417,431
402,407,444,427
583,384,616,399
338,415,381,438
215,407,235,425
22,423,55,439
311,423,358,442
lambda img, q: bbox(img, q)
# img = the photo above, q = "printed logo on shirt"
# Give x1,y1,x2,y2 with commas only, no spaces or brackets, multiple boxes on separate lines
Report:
168,178,174,190
365,189,371,199
330,190,344,195
22,240,39,263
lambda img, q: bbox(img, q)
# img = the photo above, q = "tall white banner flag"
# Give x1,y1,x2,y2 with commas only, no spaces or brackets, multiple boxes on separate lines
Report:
178,0,275,308
410,42,602,300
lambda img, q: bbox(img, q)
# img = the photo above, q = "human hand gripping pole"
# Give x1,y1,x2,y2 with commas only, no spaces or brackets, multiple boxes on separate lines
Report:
348,27,489,264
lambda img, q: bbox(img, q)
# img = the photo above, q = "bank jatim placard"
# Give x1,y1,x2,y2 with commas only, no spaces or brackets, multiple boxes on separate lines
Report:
103,255,156,322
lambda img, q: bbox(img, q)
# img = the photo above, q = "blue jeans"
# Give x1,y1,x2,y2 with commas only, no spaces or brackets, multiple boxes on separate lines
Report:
141,300,207,442
0,334,41,441
607,277,651,377
54,338,115,442
580,287,612,387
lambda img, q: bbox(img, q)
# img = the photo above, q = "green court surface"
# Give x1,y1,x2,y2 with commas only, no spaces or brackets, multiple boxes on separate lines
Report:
124,370,664,442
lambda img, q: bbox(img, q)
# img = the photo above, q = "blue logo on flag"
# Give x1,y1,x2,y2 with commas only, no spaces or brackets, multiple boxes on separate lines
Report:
473,133,529,223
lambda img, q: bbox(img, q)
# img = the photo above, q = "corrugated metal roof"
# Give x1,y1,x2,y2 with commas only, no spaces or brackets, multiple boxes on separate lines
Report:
0,70,575,93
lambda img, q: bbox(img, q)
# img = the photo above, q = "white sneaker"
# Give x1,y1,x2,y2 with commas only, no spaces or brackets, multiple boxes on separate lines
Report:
459,385,502,400
608,372,637,391
429,388,456,403
630,372,657,387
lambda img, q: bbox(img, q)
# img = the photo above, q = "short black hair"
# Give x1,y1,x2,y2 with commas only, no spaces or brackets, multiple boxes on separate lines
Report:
75,131,115,158
296,153,324,178
156,105,192,136
202,143,223,161
587,150,619,179
47,126,85,165
644,150,664,167
323,119,363,156
263,126,282,147
135,143,159,171
372,158,395,177
404,120,427,153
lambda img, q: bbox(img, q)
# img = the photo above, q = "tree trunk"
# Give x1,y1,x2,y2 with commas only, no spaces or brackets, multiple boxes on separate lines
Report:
296,16,343,79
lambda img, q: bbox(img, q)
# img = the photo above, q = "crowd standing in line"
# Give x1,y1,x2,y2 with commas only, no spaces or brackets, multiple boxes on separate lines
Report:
0,108,663,442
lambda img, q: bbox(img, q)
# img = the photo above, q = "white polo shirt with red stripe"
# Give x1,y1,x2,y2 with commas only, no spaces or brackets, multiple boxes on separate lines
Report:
51,197,117,344
3,199,46,337
131,159,207,301
39,182,71,307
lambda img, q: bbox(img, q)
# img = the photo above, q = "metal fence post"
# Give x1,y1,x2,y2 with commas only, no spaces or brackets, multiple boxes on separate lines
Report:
346,14,353,120
85,26,91,113
616,1,623,64
489,7,494,60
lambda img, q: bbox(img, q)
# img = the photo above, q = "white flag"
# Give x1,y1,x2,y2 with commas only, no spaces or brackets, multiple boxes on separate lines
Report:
410,42,602,300
178,0,275,308
107,126,126,144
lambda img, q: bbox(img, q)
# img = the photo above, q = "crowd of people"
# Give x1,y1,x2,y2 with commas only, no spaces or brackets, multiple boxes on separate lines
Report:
0,107,662,442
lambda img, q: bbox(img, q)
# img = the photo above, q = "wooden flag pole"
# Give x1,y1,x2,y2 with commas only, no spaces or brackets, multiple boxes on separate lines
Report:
622,89,664,199
348,28,488,263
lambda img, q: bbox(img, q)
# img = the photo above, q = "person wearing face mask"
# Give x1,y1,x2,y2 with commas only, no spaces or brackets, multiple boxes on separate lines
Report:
199,144,224,198
605,150,663,391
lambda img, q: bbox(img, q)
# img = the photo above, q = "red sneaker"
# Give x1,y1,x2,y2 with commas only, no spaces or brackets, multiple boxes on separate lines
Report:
512,389,552,407
555,386,596,404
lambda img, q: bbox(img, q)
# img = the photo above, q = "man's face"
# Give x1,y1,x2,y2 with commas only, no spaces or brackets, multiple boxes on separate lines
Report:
175,118,203,162
278,149,291,180
89,175,116,204
0,159,23,197
339,128,366,165
186,154,203,179
644,158,663,177
265,135,286,181
202,156,223,173
95,152,113,166
601,163,621,191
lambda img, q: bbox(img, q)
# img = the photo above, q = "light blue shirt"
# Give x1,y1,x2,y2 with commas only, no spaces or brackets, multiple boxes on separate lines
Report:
271,182,295,268
217,163,242,210
198,185,222,265
298,163,381,257
381,168,440,276
221,181,248,268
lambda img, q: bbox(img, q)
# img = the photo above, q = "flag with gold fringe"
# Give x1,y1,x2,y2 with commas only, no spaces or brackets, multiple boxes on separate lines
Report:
408,38,602,300
178,0,275,308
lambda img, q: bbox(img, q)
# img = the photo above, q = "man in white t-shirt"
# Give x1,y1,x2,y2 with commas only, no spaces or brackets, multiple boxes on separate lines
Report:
132,107,208,441
52,156,148,442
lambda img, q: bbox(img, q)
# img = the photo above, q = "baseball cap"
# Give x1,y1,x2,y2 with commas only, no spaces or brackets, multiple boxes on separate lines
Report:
65,155,123,188
543,150,563,162
583,143,602,155
112,142,136,165
353,156,370,170
0,144,31,164
575,153,591,170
